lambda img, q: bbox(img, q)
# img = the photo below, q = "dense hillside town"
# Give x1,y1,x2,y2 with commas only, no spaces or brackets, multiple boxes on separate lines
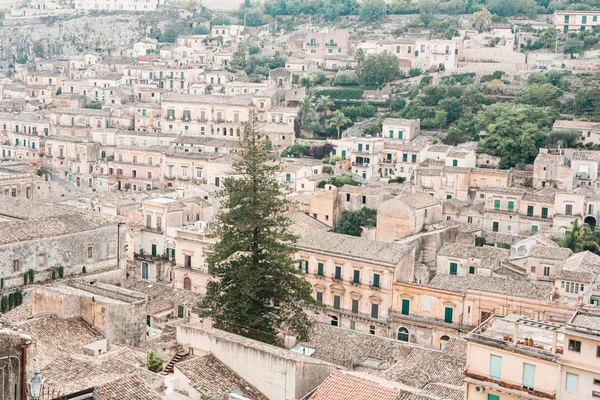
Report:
3,0,600,398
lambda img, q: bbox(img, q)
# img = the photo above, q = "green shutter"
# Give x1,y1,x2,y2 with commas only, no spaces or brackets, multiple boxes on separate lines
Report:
402,153,408,162
411,154,417,163
353,270,360,284
373,273,380,288
352,299,358,313
333,296,340,310
494,199,500,210
335,266,342,280
522,363,536,389
401,299,410,315
398,130,403,138
541,207,548,219
146,315,151,326
317,263,324,277
487,395,499,400
444,307,453,323
177,305,184,318
489,355,502,381
371,303,379,318
508,201,514,212
527,205,534,217
469,266,475,274
450,262,458,275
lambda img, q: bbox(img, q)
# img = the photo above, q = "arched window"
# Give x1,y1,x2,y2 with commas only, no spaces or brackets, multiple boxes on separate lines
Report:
183,277,192,290
398,327,409,342
330,316,338,327
141,262,149,280
440,335,450,350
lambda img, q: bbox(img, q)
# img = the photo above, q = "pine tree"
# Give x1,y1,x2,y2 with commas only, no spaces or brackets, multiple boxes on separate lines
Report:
198,121,313,344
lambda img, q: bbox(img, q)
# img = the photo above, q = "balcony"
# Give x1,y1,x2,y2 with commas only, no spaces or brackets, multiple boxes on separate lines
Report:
330,273,343,282
351,162,370,168
349,277,361,286
164,175,176,180
325,42,338,47
178,175,190,181
142,225,162,233
369,281,381,290
182,116,191,122
463,371,556,400
313,272,325,279
167,115,175,120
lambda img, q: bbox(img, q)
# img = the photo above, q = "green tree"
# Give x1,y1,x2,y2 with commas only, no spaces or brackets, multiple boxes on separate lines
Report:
360,51,400,87
329,110,352,139
159,28,179,43
487,0,519,16
560,219,594,253
520,0,538,18
439,98,462,124
517,83,563,107
538,28,557,49
575,87,600,116
299,73,317,89
33,42,45,58
472,8,492,32
563,38,585,57
210,15,231,26
335,208,377,237
333,70,360,86
359,0,387,22
198,122,313,344
316,96,334,116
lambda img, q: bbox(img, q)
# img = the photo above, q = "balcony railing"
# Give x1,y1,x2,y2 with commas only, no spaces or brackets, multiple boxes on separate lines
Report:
330,273,343,282
349,277,361,286
463,371,556,400
314,272,325,279
369,281,381,290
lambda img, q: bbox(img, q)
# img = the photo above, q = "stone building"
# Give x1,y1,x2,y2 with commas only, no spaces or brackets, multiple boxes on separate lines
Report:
0,197,127,289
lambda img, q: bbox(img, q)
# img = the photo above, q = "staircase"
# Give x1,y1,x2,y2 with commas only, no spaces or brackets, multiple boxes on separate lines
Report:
159,346,189,375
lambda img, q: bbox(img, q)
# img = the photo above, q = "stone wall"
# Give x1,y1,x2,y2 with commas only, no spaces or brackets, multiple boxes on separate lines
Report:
0,330,35,400
177,325,336,400
0,224,125,290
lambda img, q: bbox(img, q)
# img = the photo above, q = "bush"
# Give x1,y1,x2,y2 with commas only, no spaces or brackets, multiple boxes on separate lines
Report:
333,70,360,86
335,207,377,237
192,25,209,35
497,242,510,249
306,143,336,159
329,155,341,164
148,352,163,372
315,88,364,100
480,70,504,82
475,236,487,246
388,177,406,183
23,272,28,285
210,15,231,26
408,68,422,77
389,96,406,111
282,144,309,158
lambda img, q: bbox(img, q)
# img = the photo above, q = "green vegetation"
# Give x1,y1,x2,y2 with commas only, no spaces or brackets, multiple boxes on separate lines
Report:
335,208,377,237
360,52,401,87
198,122,313,344
148,352,163,372
1,289,23,313
318,175,361,188
84,101,102,110
559,219,600,255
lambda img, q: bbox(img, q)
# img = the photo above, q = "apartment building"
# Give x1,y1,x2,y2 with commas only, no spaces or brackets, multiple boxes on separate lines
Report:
304,30,350,64
381,118,421,142
465,310,600,400
554,10,600,32
377,143,428,182
161,93,253,137
554,120,600,146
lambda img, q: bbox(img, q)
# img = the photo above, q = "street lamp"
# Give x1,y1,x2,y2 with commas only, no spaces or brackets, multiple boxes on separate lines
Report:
27,370,44,400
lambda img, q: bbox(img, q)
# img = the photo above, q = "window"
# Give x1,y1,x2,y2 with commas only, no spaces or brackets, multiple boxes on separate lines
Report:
335,266,342,280
531,225,539,235
508,201,514,212
469,266,475,274
446,195,452,200
316,291,323,303
566,204,573,215
372,273,380,288
569,339,582,352
177,305,184,319
184,277,191,290
353,270,360,284
401,299,410,315
452,159,458,167
350,321,356,330
565,372,579,394
369,325,376,335
527,205,534,217
317,262,324,277
398,327,409,342
541,207,548,219
362,195,366,204
449,262,458,275
333,295,341,310
444,307,453,323
13,259,20,272
467,216,473,224
39,254,46,266
493,221,499,232
543,266,550,277
487,395,499,400
411,154,417,163
494,199,501,211
141,262,149,279
489,355,502,381
423,296,432,312
371,303,379,318
402,153,408,162
597,346,600,358
346,193,351,202
352,299,359,314
88,247,93,258
522,363,535,390
185,255,192,268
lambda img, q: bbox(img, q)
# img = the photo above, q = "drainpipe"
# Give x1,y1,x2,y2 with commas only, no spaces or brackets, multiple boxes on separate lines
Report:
20,343,28,400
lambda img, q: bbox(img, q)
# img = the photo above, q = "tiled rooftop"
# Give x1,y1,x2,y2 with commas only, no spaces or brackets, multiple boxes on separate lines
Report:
176,353,267,399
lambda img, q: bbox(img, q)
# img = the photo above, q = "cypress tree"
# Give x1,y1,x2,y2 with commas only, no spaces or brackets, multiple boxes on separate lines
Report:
198,121,313,344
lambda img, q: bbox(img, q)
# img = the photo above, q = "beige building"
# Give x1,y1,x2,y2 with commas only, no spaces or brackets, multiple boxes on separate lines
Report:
436,243,510,277
465,310,600,400
381,118,420,142
554,10,600,32
376,192,442,242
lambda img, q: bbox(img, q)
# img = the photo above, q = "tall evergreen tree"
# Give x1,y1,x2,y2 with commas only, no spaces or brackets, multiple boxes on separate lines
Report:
198,121,313,344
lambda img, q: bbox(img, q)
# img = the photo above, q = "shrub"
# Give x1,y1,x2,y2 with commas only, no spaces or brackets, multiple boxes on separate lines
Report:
335,207,377,236
306,143,336,159
475,236,487,246
333,70,360,86
315,88,364,100
82,266,87,274
28,269,34,284
388,177,406,183
329,155,342,164
282,144,309,158
84,101,102,109
23,272,28,286
389,96,406,111
408,68,422,77
148,352,163,372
